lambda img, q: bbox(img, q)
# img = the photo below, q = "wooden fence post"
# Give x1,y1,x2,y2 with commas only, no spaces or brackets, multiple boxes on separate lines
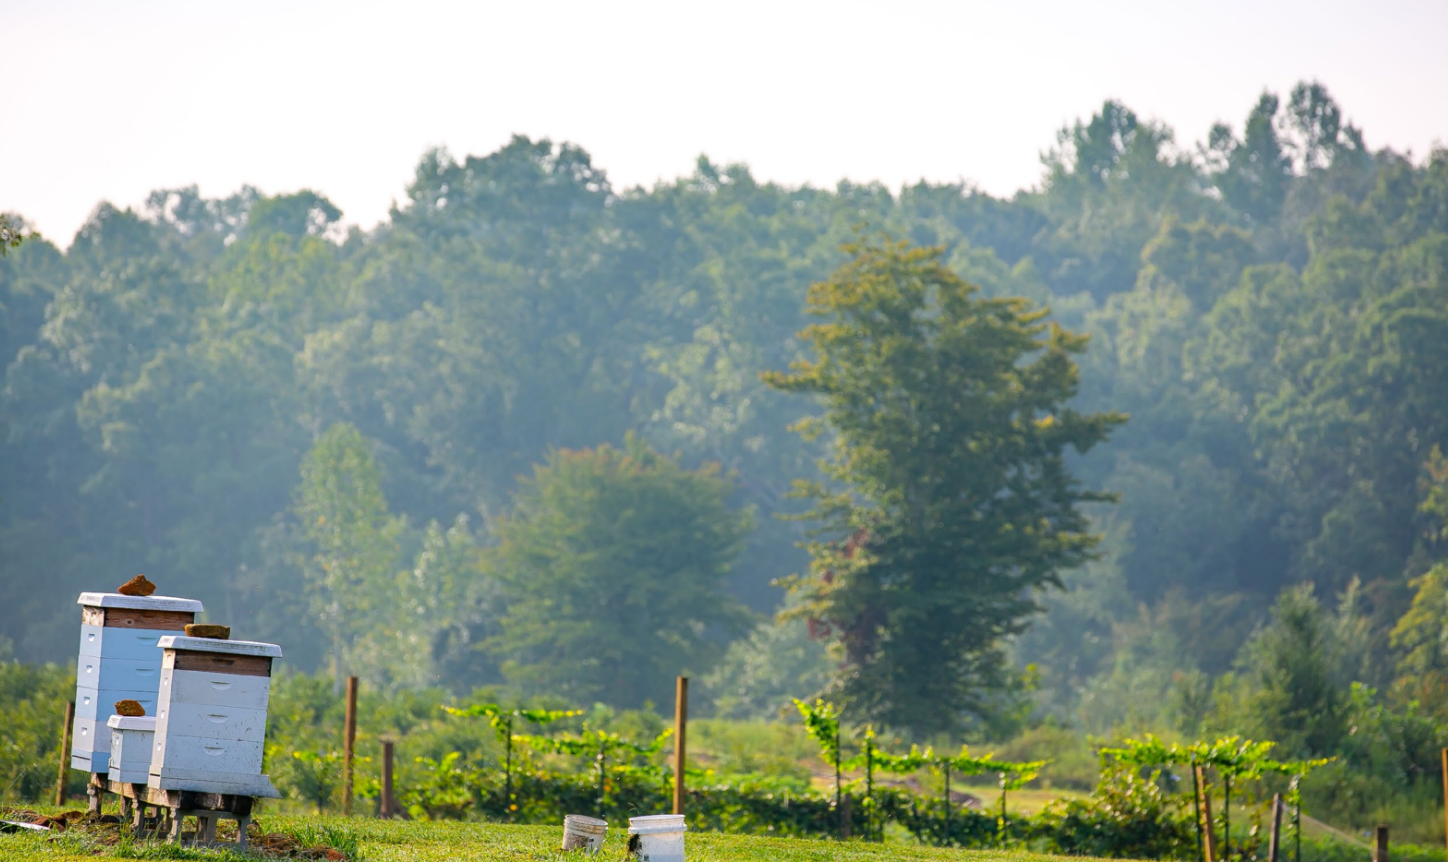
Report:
1374,826,1389,862
1197,766,1217,862
380,739,396,818
1192,759,1205,862
343,676,358,816
1267,793,1283,862
1441,748,1448,862
672,677,688,815
55,700,74,806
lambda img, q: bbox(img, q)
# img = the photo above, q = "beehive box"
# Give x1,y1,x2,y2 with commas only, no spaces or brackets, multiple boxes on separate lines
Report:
72,592,203,772
149,635,282,797
106,715,156,784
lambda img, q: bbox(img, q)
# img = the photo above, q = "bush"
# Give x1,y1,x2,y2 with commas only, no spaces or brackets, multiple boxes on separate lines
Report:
1033,766,1196,859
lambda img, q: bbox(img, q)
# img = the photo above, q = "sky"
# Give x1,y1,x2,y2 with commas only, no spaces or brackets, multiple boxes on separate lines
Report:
4,0,1447,247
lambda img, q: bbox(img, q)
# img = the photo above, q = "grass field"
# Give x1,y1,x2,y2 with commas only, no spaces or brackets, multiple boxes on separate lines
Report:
0,815,1088,862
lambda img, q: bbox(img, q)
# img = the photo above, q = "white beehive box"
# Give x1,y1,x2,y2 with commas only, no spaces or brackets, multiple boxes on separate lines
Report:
72,592,203,773
107,715,157,784
149,636,282,797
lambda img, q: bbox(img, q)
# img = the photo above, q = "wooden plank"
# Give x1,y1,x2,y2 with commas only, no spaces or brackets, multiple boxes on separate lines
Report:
74,686,159,721
153,736,264,773
155,703,268,744
163,669,271,710
102,609,194,631
79,625,173,661
176,791,253,815
172,652,271,677
78,657,162,692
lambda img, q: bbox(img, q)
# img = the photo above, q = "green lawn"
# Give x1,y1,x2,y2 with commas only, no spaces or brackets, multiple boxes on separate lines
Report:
1,815,1090,862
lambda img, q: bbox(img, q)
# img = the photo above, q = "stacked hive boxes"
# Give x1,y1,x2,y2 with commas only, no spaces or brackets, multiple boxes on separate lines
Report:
106,716,157,784
72,592,203,773
150,635,282,797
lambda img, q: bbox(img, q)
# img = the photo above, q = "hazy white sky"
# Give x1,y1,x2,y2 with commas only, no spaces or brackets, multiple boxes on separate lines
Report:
4,0,1446,246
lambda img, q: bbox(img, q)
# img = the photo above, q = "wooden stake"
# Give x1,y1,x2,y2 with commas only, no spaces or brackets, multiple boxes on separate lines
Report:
1268,794,1283,862
1192,759,1204,862
380,739,396,818
943,763,951,847
343,675,358,816
1198,766,1217,862
1374,825,1389,862
672,676,688,815
1224,775,1232,862
835,722,843,840
1441,748,1448,862
55,700,74,806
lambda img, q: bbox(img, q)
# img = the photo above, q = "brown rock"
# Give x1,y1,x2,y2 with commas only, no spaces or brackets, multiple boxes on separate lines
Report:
116,575,156,597
114,699,145,717
185,624,230,639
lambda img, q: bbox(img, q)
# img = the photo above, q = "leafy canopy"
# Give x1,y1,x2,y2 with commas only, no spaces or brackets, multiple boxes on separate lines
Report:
766,238,1124,734
483,433,753,708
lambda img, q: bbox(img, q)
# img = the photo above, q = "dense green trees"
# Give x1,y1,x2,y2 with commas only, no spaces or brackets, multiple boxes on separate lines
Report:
3,82,1448,743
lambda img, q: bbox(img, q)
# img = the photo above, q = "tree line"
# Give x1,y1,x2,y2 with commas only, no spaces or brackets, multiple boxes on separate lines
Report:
3,81,1448,749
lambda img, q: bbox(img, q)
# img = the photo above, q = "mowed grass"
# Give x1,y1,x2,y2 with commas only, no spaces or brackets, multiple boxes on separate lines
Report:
0,815,1096,862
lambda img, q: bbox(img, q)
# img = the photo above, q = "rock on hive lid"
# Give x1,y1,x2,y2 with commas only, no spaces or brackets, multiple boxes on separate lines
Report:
156,635,282,658
77,592,204,613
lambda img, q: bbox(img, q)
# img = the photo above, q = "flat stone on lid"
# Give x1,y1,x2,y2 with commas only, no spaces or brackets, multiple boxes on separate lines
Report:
107,715,157,731
157,636,282,658
77,592,204,613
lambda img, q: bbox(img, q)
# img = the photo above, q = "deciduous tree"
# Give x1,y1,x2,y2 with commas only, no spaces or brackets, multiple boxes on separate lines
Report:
765,238,1124,734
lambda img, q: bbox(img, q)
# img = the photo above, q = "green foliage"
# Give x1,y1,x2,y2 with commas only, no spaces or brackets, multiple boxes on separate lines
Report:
483,433,753,708
1034,764,1195,859
704,596,832,720
0,657,81,803
275,748,344,814
766,238,1124,734
294,423,412,688
794,698,840,758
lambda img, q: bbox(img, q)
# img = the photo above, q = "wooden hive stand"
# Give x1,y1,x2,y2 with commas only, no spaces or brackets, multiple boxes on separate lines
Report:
97,774,255,848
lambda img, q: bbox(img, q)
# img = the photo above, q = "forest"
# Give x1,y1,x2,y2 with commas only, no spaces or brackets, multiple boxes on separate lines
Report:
5,80,1448,835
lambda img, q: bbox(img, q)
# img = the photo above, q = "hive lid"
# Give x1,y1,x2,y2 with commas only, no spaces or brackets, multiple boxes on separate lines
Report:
107,715,157,731
77,592,204,613
157,636,282,658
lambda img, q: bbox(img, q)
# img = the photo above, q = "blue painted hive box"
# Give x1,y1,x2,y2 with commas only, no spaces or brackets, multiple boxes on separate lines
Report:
72,592,204,773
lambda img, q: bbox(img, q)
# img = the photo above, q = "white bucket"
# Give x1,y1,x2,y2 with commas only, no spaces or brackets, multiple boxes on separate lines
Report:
561,814,608,854
626,814,686,862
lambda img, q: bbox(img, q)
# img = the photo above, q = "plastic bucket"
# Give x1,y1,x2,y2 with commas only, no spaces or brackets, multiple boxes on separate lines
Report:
561,814,608,854
626,814,686,862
